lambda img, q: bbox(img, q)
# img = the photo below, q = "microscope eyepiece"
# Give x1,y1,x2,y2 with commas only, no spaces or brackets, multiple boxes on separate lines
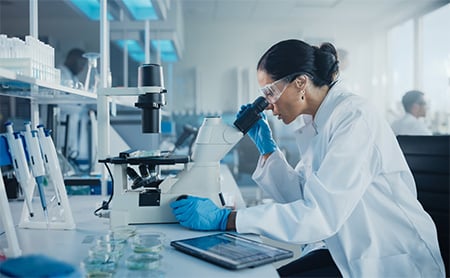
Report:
252,96,270,114
233,96,269,134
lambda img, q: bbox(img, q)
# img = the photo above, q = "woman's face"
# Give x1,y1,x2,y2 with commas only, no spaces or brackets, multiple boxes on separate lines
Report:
257,70,305,125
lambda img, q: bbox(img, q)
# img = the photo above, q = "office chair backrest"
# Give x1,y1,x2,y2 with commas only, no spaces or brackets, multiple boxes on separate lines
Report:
397,135,450,274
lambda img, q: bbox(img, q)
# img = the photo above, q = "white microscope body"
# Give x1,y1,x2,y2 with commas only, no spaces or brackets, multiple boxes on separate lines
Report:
105,64,267,227
109,117,244,227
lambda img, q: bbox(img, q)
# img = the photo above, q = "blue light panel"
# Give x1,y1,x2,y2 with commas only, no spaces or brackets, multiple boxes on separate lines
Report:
115,40,145,62
122,0,159,20
151,40,178,62
116,39,178,63
70,0,114,20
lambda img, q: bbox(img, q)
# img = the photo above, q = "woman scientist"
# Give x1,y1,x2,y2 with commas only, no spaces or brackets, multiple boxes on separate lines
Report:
170,39,445,277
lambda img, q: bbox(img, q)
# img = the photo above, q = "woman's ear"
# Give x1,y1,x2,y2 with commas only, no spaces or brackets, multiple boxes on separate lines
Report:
295,75,307,89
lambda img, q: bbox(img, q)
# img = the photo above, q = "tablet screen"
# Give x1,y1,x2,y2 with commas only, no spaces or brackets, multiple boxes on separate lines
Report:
170,233,293,270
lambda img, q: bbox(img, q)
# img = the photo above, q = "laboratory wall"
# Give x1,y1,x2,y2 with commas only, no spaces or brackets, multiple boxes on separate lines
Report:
1,1,449,147
172,17,386,116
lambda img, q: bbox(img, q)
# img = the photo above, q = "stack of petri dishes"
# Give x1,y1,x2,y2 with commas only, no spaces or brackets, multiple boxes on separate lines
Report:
125,230,165,271
81,226,165,276
81,226,137,277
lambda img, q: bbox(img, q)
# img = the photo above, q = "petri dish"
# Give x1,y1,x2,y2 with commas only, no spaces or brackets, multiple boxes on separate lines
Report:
132,231,165,253
110,225,137,240
88,244,123,262
85,271,113,278
81,256,117,276
96,233,127,251
125,254,162,270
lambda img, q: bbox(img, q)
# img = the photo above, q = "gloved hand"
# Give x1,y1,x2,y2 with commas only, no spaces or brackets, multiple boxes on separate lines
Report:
170,196,231,231
237,104,277,155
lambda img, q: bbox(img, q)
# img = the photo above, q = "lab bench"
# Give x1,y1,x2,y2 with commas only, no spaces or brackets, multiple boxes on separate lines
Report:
1,195,279,277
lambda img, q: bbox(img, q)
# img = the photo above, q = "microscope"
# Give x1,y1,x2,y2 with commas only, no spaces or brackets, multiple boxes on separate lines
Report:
104,64,268,227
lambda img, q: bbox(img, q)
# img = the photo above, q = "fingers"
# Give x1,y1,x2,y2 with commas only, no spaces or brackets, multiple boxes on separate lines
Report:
170,198,192,209
180,209,197,229
260,112,267,120
175,206,194,222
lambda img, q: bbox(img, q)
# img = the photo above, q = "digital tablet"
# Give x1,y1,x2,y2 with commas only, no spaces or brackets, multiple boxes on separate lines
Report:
170,233,293,270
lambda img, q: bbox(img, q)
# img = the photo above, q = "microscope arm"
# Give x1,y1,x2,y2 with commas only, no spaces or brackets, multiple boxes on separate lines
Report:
191,117,244,164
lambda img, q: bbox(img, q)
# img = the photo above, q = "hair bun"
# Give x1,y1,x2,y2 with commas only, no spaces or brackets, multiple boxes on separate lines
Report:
319,43,337,59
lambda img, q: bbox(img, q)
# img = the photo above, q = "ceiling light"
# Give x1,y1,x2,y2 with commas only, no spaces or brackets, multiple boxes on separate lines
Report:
122,0,159,20
69,0,114,20
115,39,145,62
151,39,178,62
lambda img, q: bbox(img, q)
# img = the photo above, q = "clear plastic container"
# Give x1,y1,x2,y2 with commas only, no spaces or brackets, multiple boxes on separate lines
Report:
85,271,113,278
81,256,117,277
131,231,165,254
88,243,124,262
109,225,137,240
96,233,127,251
125,253,162,270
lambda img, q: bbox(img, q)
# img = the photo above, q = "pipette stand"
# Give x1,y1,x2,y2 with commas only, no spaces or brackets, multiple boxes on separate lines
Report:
0,136,22,257
18,125,75,230
17,179,75,230
1,122,75,230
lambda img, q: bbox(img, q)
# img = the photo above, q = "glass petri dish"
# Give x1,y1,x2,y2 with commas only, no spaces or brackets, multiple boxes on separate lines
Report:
81,256,117,276
96,233,127,251
85,271,113,278
131,231,165,253
88,244,123,262
110,225,137,239
110,225,137,240
125,254,162,270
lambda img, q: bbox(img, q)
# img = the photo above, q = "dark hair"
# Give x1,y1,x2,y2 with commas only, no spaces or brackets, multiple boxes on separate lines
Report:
65,48,84,62
402,90,424,112
65,48,86,75
257,39,339,87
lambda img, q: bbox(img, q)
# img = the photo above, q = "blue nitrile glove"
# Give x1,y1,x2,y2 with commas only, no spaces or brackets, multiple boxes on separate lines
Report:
170,196,231,231
0,254,78,277
237,104,277,155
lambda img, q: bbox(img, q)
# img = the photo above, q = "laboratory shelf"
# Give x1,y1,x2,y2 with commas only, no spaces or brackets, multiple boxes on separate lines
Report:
0,67,97,104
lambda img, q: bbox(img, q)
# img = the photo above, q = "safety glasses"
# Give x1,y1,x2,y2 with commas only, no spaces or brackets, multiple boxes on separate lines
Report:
259,72,308,104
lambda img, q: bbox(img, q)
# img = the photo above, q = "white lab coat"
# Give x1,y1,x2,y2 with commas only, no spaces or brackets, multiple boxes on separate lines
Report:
391,113,432,135
58,64,81,87
235,83,445,277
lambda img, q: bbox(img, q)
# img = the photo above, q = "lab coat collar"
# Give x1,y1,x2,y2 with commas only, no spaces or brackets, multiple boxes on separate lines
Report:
311,81,344,133
289,114,313,132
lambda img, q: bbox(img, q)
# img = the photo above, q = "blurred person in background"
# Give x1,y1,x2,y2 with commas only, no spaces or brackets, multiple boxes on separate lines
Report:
59,48,86,88
391,90,432,135
57,48,89,173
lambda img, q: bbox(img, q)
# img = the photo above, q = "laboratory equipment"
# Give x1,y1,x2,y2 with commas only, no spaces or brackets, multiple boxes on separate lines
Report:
29,124,76,230
83,52,100,93
4,122,35,218
1,123,75,230
22,122,48,224
81,255,117,276
101,63,268,226
131,231,165,253
0,35,60,83
125,254,162,270
170,233,293,270
0,136,22,258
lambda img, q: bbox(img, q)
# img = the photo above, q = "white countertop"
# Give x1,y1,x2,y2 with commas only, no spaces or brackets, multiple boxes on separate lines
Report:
1,195,279,277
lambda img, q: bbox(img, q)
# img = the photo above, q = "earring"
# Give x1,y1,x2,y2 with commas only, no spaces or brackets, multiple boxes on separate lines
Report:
300,90,305,100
